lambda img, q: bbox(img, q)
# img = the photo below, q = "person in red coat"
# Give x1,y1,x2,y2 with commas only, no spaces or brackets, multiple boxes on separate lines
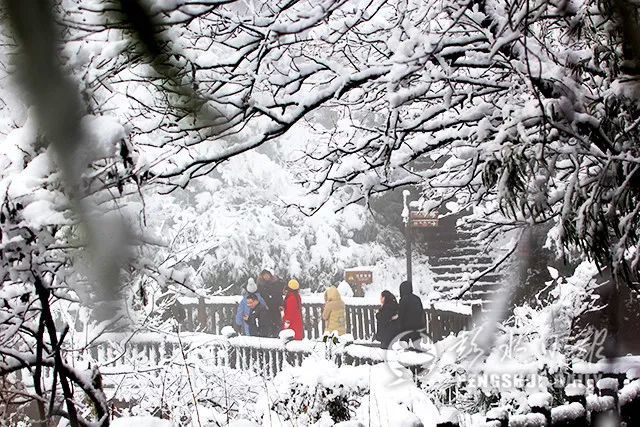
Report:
282,279,304,340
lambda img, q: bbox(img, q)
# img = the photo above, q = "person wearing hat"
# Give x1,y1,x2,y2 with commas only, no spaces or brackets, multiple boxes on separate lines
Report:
282,279,304,340
322,286,346,336
235,278,267,335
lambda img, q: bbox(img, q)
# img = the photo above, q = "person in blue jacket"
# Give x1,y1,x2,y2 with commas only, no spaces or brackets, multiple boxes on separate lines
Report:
235,278,267,335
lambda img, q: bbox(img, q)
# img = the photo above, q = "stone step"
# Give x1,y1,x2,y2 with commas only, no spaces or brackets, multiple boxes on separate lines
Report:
465,288,502,297
433,280,499,290
428,263,494,273
430,247,491,257
423,221,503,307
430,256,494,264
433,272,502,282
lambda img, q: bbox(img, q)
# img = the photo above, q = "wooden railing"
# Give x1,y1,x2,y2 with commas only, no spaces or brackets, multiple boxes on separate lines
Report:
83,332,428,375
174,296,480,342
76,332,640,388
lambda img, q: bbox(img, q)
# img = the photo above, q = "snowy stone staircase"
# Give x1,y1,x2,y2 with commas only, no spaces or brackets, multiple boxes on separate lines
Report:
422,216,504,307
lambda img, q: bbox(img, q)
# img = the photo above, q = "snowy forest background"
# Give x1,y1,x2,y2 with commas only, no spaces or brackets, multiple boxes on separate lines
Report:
1,0,640,426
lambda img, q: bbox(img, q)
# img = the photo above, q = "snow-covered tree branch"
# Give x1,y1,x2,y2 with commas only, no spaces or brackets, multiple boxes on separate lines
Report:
66,0,638,290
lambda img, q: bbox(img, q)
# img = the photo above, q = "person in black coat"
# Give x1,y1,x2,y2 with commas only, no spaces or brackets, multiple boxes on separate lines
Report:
257,270,284,337
397,280,426,343
375,290,401,349
246,293,271,337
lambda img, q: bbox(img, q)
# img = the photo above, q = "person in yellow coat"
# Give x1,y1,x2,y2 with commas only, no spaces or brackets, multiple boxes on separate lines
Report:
323,286,346,336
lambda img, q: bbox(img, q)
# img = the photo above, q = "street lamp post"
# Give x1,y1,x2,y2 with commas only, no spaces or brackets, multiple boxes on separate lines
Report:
402,190,439,284
402,190,412,283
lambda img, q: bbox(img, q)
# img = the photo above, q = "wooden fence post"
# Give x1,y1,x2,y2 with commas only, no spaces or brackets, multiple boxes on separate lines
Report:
619,380,640,425
592,376,620,425
170,298,186,327
596,376,619,408
588,395,617,426
227,345,237,369
471,303,483,327
528,392,552,426
565,382,587,408
197,297,207,331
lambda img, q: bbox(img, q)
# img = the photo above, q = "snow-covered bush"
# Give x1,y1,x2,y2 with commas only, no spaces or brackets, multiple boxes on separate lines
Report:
258,358,440,426
263,357,366,424
269,379,364,424
112,342,261,425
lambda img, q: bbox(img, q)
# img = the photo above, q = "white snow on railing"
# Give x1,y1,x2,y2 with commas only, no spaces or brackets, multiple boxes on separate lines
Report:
596,377,619,391
507,413,546,427
527,391,552,409
429,300,473,315
586,395,615,412
79,332,640,383
619,379,640,406
564,382,586,397
551,403,585,424
84,332,438,368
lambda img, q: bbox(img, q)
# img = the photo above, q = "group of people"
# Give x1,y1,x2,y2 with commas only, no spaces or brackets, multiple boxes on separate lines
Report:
374,281,427,348
234,270,305,339
235,270,426,349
